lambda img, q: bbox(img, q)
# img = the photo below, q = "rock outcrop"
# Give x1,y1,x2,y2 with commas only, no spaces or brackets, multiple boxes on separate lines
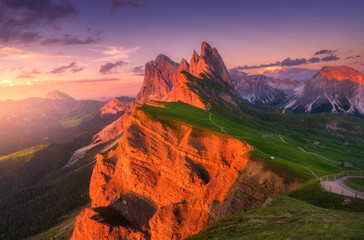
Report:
136,42,237,109
100,98,134,117
72,108,299,240
189,41,232,86
92,101,136,144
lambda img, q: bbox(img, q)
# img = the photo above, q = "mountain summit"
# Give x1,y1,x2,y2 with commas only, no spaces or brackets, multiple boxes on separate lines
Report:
189,41,232,85
45,90,76,102
314,66,364,83
285,66,364,115
136,42,237,109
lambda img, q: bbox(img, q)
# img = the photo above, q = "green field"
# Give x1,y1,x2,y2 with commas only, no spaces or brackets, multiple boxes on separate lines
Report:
140,101,364,177
187,195,364,240
189,178,364,240
0,144,49,163
345,178,364,192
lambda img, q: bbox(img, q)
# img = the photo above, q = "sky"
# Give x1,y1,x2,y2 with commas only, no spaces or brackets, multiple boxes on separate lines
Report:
0,0,363,100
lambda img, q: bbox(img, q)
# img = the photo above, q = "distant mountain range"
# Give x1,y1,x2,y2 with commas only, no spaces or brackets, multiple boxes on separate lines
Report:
231,66,364,116
0,90,135,141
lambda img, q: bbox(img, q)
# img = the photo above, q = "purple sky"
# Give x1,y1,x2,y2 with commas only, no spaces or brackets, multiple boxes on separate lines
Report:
0,0,363,100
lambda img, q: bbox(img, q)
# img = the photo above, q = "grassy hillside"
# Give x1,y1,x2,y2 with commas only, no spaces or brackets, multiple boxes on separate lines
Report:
187,195,364,240
140,101,364,177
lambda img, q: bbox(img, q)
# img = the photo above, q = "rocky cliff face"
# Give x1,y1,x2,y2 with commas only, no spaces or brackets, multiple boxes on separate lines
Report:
136,54,179,104
285,66,364,115
100,98,133,117
72,108,299,240
189,42,232,86
136,42,237,109
92,101,136,144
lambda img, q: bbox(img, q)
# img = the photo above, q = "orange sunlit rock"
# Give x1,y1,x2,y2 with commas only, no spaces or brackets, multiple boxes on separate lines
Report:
316,66,364,84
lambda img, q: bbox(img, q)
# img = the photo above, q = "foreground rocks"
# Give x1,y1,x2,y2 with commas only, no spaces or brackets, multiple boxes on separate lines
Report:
72,109,299,240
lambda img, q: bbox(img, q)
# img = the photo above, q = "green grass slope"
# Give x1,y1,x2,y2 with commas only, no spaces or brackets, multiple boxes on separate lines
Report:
140,101,364,177
187,195,364,240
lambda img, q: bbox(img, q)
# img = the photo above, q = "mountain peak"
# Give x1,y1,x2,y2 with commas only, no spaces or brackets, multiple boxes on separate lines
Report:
178,58,190,72
315,66,364,83
201,41,212,55
45,90,75,101
189,41,232,85
155,54,173,63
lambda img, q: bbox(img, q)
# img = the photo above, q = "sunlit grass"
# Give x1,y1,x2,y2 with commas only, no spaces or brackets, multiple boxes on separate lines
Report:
140,101,364,177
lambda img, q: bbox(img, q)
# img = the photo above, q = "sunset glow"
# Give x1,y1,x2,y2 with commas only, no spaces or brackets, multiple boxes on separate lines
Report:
0,0,363,100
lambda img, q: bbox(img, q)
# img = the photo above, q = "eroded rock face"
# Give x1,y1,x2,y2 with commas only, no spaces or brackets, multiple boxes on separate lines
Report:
100,98,133,117
189,41,232,86
135,42,236,109
72,109,299,240
136,54,179,104
92,102,136,144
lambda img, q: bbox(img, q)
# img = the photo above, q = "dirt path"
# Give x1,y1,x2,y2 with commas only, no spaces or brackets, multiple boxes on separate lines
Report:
208,112,228,135
321,176,364,199
304,167,318,177
298,147,339,164
278,135,287,143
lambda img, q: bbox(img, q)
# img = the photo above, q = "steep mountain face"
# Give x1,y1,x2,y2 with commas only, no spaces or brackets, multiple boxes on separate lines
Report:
230,69,287,105
286,66,364,115
92,102,136,144
136,42,237,109
71,109,299,240
189,42,232,86
136,55,179,104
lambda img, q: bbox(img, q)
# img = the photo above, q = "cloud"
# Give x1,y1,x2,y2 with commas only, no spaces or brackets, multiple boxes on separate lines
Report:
111,0,146,10
309,57,320,63
261,67,318,81
233,53,341,71
94,46,140,62
314,49,336,55
321,54,340,62
41,33,101,46
0,79,15,87
17,69,41,78
345,55,361,60
130,66,144,76
0,0,78,43
49,62,84,74
281,58,307,66
67,78,120,84
233,61,280,70
99,61,127,75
